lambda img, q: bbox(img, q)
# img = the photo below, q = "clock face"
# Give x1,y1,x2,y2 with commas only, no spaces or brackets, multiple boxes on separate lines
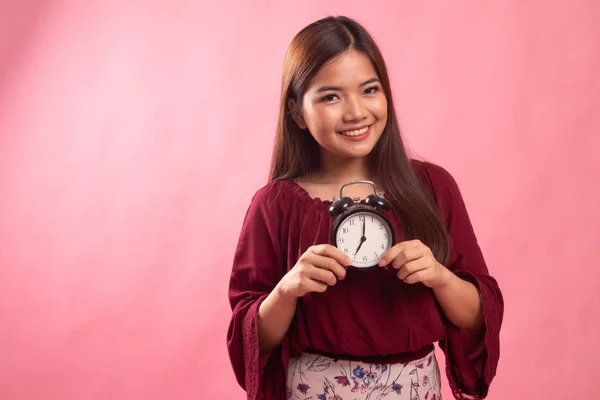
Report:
334,210,394,268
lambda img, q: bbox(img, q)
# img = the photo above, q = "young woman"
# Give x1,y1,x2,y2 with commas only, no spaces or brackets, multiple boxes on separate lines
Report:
227,15,503,400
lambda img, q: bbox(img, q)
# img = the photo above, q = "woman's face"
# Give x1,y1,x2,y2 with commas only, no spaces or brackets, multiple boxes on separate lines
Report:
290,50,388,162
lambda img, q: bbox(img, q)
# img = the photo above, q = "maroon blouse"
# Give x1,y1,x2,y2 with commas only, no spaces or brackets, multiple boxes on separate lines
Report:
227,160,503,400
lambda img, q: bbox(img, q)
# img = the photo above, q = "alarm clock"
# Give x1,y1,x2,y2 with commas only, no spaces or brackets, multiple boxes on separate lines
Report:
329,181,395,269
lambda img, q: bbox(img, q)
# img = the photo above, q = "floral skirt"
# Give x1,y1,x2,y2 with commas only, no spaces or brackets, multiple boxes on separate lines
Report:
286,349,441,400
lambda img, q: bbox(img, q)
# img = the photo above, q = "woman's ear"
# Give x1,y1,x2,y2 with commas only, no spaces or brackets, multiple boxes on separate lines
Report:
288,99,307,129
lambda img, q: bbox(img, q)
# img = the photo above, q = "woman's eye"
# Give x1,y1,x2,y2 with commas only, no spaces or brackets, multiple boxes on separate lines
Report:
322,94,339,102
365,86,380,95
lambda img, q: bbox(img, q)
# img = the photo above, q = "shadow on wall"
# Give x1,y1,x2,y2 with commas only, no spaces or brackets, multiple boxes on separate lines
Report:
0,1,53,99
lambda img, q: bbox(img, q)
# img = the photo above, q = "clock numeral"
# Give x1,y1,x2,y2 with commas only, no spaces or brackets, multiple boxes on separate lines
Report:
358,215,365,221
363,256,368,262
343,247,349,254
371,216,374,223
342,228,348,234
339,237,344,244
379,224,384,229
374,252,379,259
381,244,385,250
349,219,355,226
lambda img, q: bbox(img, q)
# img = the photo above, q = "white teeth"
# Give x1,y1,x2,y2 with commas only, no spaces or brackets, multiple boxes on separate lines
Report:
341,126,369,136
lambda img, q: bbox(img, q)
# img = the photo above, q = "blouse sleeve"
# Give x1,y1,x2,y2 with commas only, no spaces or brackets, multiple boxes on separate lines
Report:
226,183,288,399
419,162,504,400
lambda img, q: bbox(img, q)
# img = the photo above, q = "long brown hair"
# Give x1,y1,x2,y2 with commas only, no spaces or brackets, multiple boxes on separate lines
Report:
269,16,449,264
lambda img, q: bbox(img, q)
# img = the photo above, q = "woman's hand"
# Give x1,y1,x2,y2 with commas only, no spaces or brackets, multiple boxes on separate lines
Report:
276,244,352,298
379,239,451,288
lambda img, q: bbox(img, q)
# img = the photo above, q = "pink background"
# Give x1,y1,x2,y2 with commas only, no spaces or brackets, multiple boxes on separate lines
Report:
1,1,599,399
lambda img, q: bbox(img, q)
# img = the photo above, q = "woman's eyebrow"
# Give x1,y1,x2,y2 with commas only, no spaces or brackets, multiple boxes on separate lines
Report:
315,77,380,93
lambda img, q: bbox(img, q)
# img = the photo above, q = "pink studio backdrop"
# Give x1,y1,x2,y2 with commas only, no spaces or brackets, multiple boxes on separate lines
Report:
1,1,599,399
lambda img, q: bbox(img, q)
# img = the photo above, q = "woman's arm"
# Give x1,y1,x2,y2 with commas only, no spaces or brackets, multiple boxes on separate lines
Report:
433,267,484,330
258,244,349,353
257,286,297,354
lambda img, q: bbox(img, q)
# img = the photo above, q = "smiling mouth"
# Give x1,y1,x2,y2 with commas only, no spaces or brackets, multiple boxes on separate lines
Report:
339,125,371,137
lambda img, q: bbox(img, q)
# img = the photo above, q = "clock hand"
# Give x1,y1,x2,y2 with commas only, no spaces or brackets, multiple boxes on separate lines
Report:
354,218,367,256
362,217,366,237
354,238,364,256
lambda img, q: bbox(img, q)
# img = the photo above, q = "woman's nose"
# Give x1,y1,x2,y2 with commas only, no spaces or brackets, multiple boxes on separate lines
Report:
343,95,367,122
